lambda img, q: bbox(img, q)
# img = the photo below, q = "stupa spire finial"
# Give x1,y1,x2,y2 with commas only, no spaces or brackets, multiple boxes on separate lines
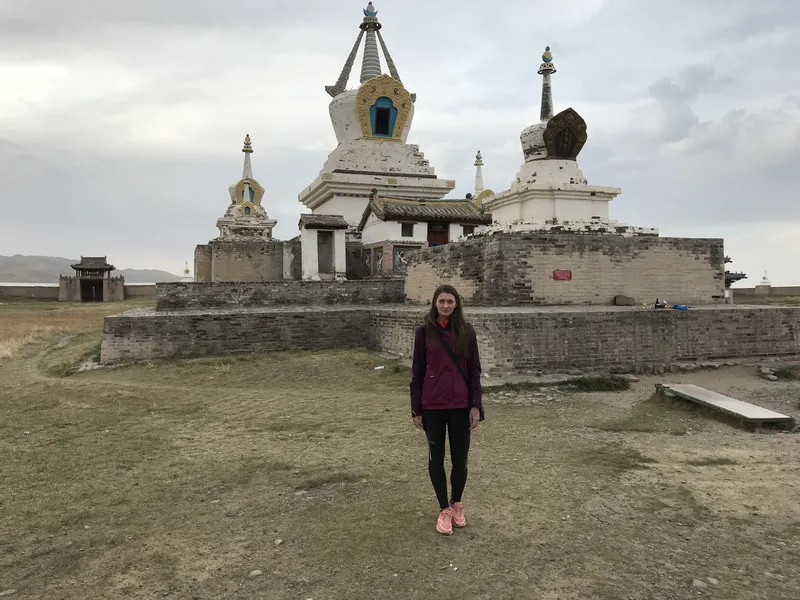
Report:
241,134,253,180
473,150,485,198
359,3,382,84
537,46,557,121
325,3,406,97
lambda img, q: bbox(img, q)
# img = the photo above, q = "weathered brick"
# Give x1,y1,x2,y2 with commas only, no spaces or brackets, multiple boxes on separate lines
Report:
155,280,405,311
404,232,725,306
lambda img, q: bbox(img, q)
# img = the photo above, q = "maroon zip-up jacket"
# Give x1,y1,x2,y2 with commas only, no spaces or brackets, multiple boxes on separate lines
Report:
409,322,483,416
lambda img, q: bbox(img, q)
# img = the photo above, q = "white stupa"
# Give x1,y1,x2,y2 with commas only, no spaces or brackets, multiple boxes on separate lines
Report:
297,3,455,228
181,261,192,282
485,47,656,235
215,135,277,240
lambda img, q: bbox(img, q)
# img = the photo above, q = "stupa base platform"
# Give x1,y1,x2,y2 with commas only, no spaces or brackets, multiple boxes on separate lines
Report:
101,304,800,375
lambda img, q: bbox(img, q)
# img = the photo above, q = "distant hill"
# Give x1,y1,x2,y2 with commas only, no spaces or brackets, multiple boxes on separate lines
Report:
0,255,182,284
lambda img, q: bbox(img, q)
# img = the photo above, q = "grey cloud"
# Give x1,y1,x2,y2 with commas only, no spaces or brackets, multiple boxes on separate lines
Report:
646,65,734,142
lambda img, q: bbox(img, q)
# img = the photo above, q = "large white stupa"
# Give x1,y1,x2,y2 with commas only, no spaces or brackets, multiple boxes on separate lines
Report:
486,47,656,235
297,3,455,228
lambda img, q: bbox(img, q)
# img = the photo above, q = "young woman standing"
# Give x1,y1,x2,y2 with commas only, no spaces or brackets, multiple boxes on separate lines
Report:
410,284,483,535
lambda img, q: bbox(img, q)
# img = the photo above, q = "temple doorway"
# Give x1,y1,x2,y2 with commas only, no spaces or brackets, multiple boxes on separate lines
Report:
427,223,449,246
80,279,104,302
317,231,335,280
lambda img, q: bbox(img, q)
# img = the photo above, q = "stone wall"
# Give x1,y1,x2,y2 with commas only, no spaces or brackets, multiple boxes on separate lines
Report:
124,285,157,298
101,307,376,363
102,304,800,373
733,286,800,298
58,277,81,302
373,306,800,374
155,280,406,311
0,286,59,300
210,240,285,282
404,232,725,306
194,245,213,282
105,278,125,302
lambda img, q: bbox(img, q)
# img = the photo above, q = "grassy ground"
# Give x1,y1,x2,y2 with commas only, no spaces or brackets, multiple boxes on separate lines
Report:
1,300,799,599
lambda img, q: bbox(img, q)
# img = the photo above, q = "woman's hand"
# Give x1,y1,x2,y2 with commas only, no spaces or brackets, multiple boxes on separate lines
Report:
412,416,423,429
470,407,480,430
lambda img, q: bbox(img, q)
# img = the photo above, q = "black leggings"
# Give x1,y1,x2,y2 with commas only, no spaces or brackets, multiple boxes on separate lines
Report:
422,408,471,510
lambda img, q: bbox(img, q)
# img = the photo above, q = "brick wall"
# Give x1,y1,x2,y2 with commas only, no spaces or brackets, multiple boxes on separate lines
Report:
0,286,59,300
155,280,406,310
194,245,212,282
210,240,285,282
283,240,302,280
124,285,157,298
404,232,726,306
58,277,80,302
101,307,377,363
102,304,800,373
734,286,800,298
373,306,800,374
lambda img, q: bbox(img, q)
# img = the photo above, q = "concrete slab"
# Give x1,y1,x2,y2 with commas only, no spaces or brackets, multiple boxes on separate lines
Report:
656,383,793,425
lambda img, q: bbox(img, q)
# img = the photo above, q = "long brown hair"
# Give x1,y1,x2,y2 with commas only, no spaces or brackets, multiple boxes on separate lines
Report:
425,284,471,354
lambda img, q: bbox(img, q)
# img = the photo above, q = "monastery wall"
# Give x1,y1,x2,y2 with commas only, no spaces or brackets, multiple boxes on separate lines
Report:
124,285,157,298
102,304,800,372
101,307,376,363
733,286,800,298
404,232,725,307
0,286,59,300
155,280,405,311
374,306,800,373
194,245,213,282
209,240,285,282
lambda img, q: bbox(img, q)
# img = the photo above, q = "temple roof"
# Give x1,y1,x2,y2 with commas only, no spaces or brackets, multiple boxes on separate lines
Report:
299,214,350,230
358,196,492,230
71,256,114,271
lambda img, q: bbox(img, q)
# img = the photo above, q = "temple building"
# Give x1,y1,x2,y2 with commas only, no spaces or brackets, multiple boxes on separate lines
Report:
358,191,491,276
297,2,455,229
59,256,124,302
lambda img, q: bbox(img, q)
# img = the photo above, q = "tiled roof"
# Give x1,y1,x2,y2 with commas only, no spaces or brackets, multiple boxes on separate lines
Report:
298,214,350,230
358,197,492,230
72,256,114,270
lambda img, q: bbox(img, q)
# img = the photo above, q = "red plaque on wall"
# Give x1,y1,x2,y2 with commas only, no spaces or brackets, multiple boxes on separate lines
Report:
553,269,572,281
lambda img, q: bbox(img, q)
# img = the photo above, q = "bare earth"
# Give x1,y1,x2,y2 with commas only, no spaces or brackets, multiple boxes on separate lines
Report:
1,300,799,599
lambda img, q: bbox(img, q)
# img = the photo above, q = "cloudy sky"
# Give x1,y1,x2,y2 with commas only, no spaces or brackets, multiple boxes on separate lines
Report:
1,0,798,284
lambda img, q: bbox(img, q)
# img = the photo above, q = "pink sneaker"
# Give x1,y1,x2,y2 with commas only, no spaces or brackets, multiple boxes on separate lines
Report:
436,508,454,535
450,501,466,528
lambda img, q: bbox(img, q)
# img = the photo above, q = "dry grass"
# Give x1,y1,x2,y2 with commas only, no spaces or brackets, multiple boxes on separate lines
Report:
1,301,799,599
0,298,151,364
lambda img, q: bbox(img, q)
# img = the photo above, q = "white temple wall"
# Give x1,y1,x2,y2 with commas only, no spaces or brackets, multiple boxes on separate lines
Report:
314,196,371,227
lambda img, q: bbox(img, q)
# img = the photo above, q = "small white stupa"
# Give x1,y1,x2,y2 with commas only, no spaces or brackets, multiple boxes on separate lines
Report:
215,135,278,240
181,261,192,282
757,271,772,287
485,47,655,235
298,3,454,228
471,150,494,213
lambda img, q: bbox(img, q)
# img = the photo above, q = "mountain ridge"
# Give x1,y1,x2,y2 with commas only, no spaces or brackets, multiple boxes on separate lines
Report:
0,255,183,284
